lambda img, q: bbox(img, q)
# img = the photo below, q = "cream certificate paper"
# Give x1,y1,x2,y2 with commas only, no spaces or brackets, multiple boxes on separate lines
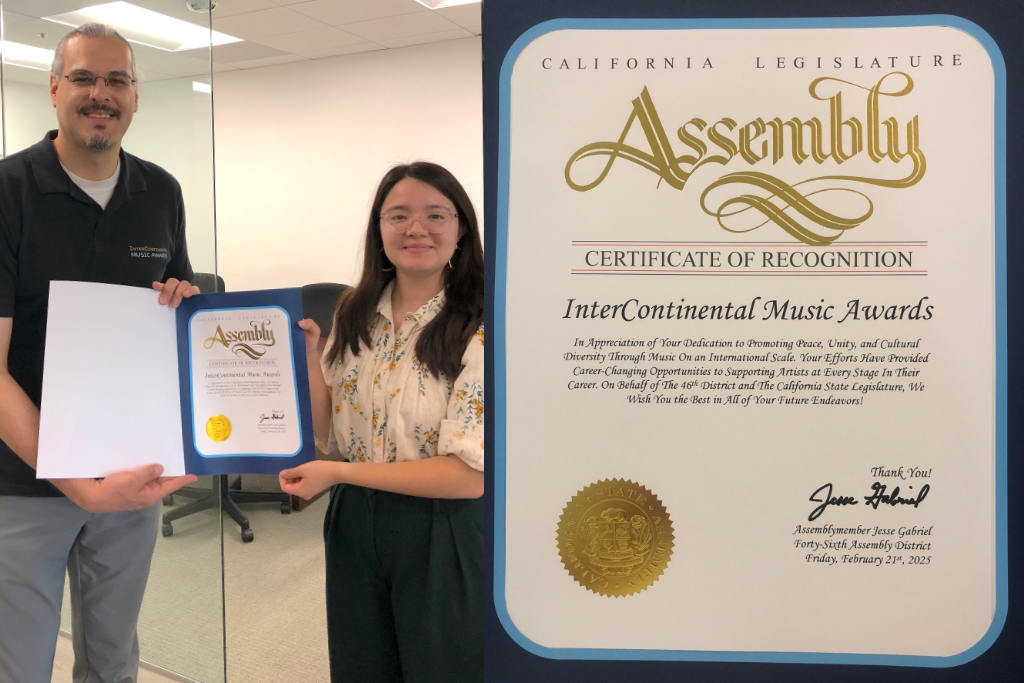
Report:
496,18,1006,666
188,307,302,458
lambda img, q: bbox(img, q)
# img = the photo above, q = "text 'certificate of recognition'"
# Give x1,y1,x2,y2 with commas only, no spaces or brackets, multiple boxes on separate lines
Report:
495,17,1006,667
188,306,301,458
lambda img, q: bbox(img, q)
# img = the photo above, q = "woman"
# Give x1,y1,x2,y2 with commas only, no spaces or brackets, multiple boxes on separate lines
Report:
279,162,484,682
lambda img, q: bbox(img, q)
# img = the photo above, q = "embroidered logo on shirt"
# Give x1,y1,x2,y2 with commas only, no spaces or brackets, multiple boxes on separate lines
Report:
129,245,170,259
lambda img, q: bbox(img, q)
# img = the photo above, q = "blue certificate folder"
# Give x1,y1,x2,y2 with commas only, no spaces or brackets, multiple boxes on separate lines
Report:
174,288,315,475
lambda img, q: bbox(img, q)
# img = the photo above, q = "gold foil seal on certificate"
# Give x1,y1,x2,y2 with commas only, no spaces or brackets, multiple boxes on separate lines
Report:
205,415,232,442
557,478,674,597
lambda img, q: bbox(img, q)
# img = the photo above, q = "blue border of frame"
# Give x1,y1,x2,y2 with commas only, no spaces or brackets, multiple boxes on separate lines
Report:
176,287,314,476
492,14,1007,667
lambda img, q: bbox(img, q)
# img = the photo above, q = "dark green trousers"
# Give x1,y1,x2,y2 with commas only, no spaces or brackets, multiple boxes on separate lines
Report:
323,484,483,683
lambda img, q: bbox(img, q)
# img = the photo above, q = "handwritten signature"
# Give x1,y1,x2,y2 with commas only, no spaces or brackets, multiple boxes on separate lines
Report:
258,411,285,424
808,482,930,521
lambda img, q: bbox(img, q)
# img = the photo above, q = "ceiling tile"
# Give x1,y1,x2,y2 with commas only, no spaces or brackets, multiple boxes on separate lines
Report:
0,9,38,26
124,0,213,22
2,16,62,51
2,1,92,15
223,53,306,69
135,51,215,79
302,42,388,59
210,6,324,39
378,29,474,50
436,4,480,33
211,41,290,62
207,0,279,18
287,0,426,25
258,26,366,56
341,12,460,42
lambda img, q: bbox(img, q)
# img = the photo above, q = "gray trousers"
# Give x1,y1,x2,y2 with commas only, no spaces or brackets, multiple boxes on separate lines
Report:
0,496,159,683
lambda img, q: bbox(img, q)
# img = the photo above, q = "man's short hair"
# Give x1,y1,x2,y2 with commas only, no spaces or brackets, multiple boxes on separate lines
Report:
51,23,136,80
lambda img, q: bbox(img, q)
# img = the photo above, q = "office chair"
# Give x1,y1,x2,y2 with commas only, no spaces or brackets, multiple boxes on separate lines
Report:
301,282,348,337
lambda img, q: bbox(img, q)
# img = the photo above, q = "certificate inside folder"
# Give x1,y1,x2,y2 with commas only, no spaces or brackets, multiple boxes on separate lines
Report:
37,281,315,477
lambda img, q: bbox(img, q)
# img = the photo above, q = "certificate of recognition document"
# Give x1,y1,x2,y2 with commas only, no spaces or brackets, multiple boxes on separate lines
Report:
182,302,304,466
38,281,315,477
495,17,1006,667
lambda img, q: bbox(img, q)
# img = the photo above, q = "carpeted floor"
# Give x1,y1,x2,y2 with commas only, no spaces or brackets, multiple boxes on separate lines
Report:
57,476,330,682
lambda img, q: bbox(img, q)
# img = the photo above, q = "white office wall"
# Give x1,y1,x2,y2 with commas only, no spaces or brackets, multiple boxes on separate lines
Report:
1,78,56,155
212,37,483,291
128,79,217,275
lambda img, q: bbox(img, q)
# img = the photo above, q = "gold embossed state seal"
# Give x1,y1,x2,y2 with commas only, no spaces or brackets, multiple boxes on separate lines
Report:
205,415,232,442
557,478,674,597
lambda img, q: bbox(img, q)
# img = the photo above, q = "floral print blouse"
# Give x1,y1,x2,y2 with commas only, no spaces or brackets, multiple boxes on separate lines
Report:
319,284,484,471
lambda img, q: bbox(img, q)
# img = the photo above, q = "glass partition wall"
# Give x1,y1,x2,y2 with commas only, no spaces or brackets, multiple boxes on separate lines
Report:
0,1,224,680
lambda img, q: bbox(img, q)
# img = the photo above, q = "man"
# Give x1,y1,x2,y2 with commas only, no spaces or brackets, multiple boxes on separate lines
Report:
0,23,200,682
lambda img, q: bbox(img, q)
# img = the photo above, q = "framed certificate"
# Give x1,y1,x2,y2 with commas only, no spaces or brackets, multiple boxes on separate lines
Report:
487,4,1009,674
176,289,314,474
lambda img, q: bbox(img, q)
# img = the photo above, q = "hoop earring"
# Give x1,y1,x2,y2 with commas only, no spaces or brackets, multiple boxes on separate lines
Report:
380,247,395,272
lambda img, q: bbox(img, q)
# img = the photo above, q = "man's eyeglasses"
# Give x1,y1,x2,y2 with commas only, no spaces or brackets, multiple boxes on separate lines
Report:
380,208,458,233
63,71,136,90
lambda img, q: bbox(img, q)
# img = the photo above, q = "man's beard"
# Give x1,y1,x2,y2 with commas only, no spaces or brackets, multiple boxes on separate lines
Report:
85,134,113,151
78,105,119,151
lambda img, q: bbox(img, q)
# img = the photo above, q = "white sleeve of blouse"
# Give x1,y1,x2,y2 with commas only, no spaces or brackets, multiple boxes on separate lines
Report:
438,326,485,471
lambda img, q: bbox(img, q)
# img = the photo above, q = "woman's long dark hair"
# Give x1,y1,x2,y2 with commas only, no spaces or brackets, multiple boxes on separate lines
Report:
325,162,484,380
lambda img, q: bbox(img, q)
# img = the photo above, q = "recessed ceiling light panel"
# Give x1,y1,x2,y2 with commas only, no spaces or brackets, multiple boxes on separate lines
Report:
1,40,54,70
43,1,242,52
414,0,481,8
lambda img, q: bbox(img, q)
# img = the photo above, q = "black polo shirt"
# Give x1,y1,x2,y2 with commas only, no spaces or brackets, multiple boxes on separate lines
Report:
0,131,194,496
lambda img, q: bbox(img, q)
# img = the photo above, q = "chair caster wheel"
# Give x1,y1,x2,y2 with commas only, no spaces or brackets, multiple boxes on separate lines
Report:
241,528,254,543
162,523,173,537
280,502,291,514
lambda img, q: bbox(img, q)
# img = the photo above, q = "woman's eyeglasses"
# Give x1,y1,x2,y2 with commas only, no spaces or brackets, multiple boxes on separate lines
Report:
380,208,458,233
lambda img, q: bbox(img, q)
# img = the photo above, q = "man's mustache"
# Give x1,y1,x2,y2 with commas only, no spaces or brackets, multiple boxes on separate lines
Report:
77,105,120,118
